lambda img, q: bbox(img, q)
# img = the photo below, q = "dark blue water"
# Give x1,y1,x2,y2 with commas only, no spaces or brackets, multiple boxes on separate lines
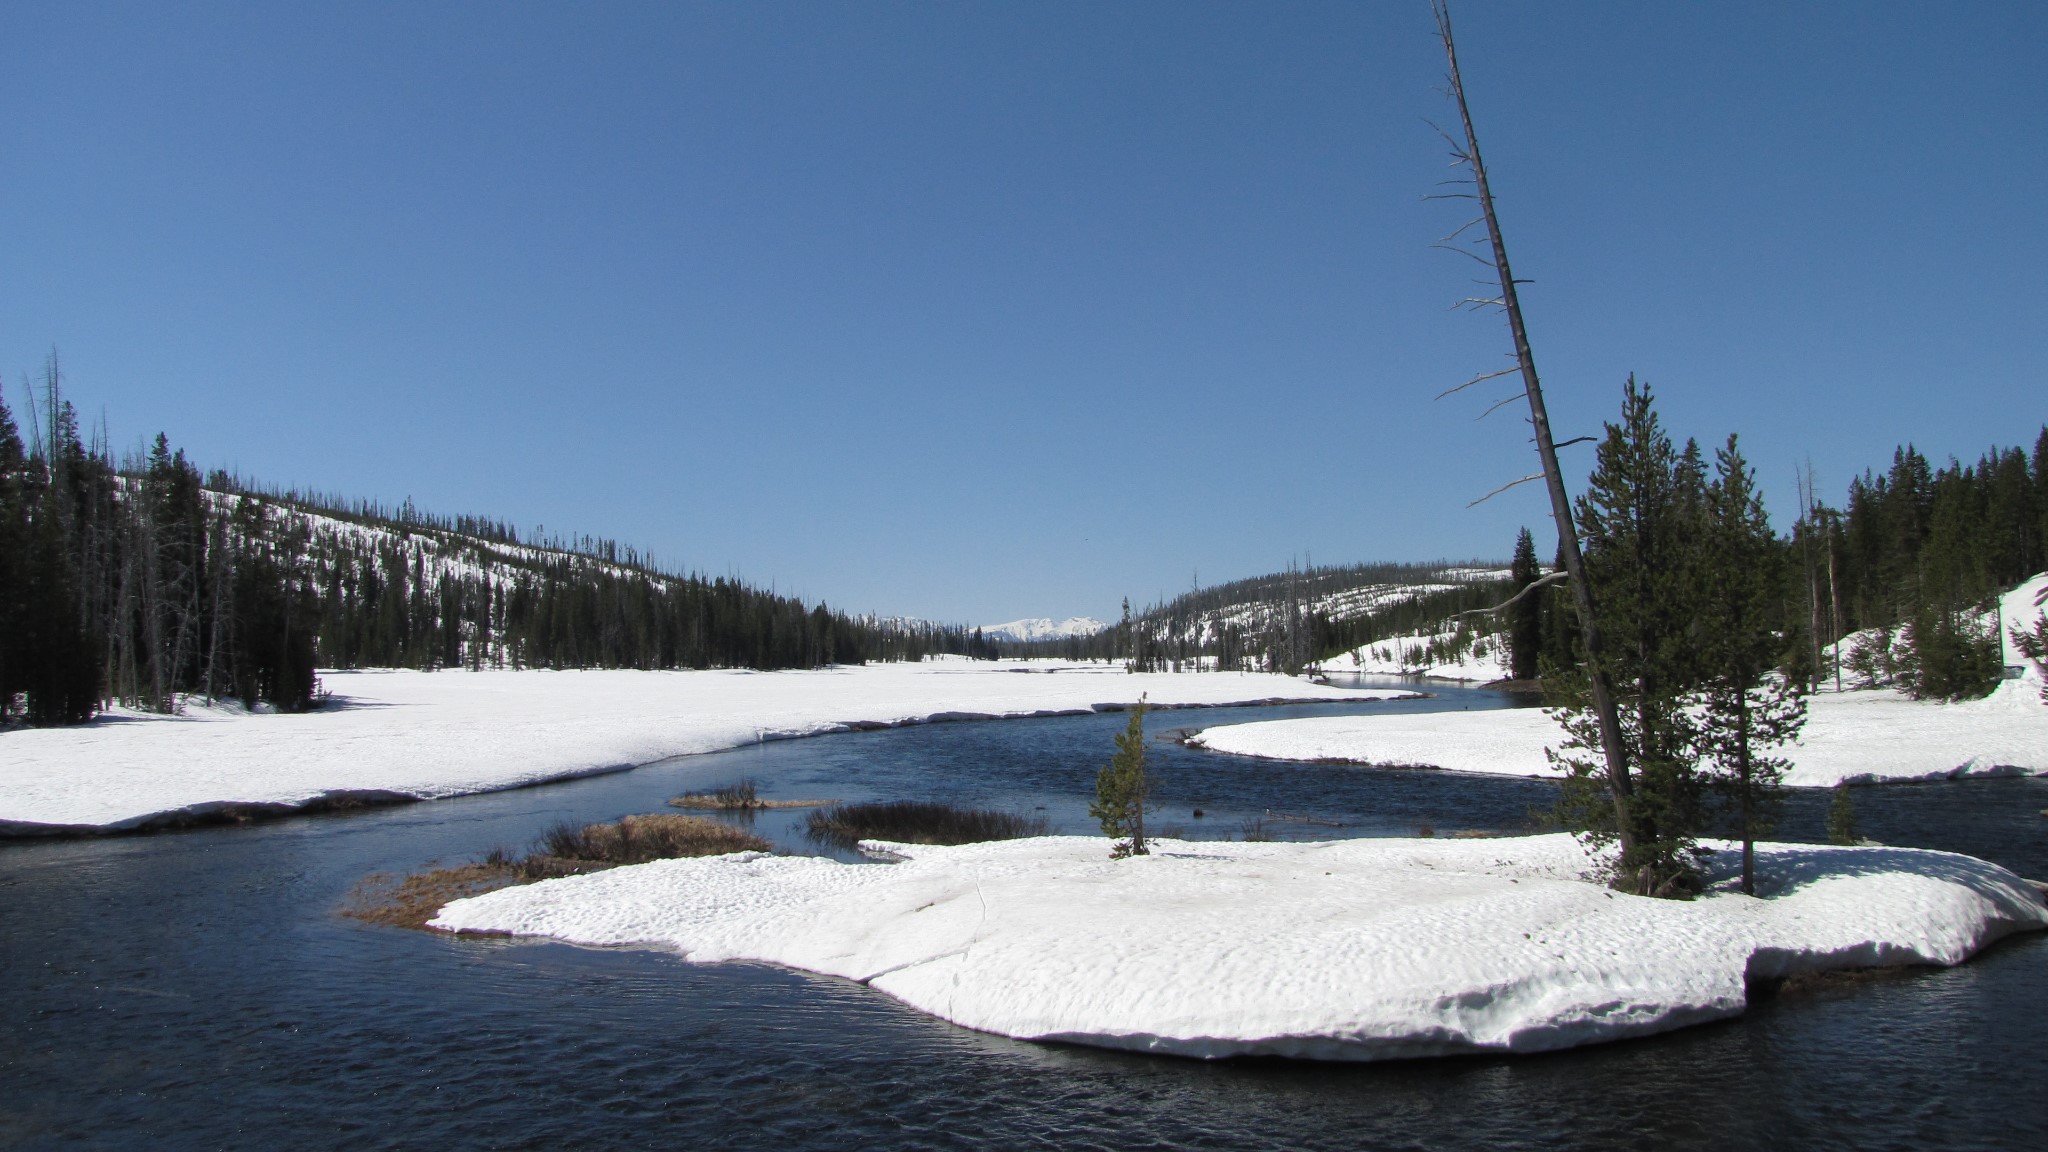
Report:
3,679,2044,1151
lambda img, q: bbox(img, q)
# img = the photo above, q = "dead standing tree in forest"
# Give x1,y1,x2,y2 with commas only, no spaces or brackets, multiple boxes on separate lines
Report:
1427,1,1643,876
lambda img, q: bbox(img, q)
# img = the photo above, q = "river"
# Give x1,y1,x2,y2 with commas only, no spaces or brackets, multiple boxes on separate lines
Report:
3,678,2043,1150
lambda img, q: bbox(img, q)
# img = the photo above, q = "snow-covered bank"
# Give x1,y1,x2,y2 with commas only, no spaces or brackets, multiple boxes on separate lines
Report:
430,833,2047,1062
1187,676,2048,787
0,661,1407,834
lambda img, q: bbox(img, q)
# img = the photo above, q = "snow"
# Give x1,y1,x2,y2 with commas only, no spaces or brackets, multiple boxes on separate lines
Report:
0,661,1408,833
429,832,2047,1061
1998,572,2048,669
978,617,1109,643
1319,625,1512,682
1188,674,2048,787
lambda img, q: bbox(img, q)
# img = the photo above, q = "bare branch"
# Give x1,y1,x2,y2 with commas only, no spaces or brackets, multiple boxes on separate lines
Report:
1455,296,1505,310
1437,216,1487,244
1434,364,1520,401
1421,118,1465,152
1554,436,1596,449
1475,389,1529,421
1466,472,1544,508
1456,569,1571,618
1430,241,1497,269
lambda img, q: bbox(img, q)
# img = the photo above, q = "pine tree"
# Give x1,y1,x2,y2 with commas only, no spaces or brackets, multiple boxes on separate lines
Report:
1549,378,1709,896
0,390,24,720
1826,783,1861,846
1090,697,1151,858
20,398,100,726
1697,435,1805,895
2011,606,2048,705
1506,527,1541,681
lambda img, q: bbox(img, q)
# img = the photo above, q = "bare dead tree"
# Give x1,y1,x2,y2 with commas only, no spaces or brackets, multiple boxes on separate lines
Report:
1798,463,1823,690
1430,0,1638,858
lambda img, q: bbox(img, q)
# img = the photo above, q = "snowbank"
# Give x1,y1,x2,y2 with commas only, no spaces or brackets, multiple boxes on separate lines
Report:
0,661,1406,833
429,833,2047,1061
1188,675,2048,787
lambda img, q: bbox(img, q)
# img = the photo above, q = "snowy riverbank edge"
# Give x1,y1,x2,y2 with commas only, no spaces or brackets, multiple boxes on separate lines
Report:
1188,675,2048,788
430,833,2048,1062
0,662,1411,835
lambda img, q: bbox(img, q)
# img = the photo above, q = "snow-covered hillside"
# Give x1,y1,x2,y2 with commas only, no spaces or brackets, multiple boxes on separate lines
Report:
979,617,1108,643
1146,564,1511,651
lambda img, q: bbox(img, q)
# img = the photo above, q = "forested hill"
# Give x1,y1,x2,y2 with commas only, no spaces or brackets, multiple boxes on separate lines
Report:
1014,423,2048,690
999,561,1512,674
0,389,982,726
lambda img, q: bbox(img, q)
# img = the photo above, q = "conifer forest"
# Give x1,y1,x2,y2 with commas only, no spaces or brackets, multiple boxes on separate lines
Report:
0,371,989,726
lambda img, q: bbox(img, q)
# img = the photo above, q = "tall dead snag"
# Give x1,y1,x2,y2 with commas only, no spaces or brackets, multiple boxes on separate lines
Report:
1430,1,1638,864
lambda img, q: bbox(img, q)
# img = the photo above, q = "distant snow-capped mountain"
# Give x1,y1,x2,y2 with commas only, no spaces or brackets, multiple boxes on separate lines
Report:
978,616,1109,643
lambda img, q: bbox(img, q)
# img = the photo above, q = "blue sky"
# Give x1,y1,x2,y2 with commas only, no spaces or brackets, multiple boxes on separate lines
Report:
3,1,2043,623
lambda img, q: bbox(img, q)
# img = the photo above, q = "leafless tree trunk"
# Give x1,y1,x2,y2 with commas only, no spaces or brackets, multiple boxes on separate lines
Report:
1431,1,1636,856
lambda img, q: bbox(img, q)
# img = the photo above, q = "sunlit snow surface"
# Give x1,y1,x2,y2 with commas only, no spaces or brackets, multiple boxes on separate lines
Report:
0,661,1404,832
1190,675,2048,788
430,833,2047,1061
1209,573,2048,786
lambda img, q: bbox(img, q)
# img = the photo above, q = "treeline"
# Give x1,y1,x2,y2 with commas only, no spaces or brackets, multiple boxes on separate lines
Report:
1503,402,2047,701
0,377,991,727
994,561,1511,676
1826,435,2046,662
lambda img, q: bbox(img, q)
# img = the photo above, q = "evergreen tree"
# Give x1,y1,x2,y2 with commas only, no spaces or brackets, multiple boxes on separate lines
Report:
1826,783,1861,846
20,398,100,725
1896,604,2001,701
1090,697,1151,858
1549,378,1709,896
0,390,24,720
1118,598,1133,673
2011,604,2048,705
1697,436,1805,895
1506,527,1542,681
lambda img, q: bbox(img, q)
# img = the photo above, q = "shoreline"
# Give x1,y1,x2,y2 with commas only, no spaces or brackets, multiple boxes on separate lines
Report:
428,832,2048,1062
0,675,1420,841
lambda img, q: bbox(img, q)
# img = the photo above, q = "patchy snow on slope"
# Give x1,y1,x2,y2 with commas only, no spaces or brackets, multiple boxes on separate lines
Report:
1824,573,2048,689
0,661,1407,833
1189,675,2048,787
430,832,2046,1062
979,617,1109,643
1320,625,1512,682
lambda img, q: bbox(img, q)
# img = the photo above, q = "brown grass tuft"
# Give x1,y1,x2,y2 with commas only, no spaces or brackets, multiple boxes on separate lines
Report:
534,812,770,867
343,862,521,930
345,812,771,931
805,800,1048,847
668,778,834,811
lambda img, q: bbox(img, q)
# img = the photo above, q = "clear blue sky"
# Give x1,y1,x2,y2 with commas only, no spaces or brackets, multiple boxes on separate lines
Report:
4,1,2042,623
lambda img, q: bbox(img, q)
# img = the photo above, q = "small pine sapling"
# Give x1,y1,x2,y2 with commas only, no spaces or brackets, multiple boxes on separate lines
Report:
2012,612,2048,705
1826,783,1861,846
1090,697,1152,858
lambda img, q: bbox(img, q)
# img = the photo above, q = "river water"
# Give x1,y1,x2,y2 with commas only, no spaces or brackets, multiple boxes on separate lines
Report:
3,678,2044,1150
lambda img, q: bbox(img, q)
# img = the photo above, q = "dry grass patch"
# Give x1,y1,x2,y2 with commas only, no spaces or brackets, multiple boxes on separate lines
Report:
344,862,522,930
533,812,770,867
806,800,1049,847
668,779,832,811
344,813,770,931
